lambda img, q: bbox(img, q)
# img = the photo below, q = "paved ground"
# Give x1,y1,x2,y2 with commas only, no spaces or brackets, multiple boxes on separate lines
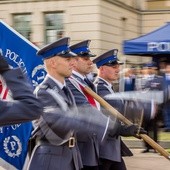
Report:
124,149,170,170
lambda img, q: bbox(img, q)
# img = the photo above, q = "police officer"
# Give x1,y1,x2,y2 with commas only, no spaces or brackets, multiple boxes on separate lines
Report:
93,49,148,170
67,41,146,170
0,54,42,126
28,37,122,170
67,40,100,170
141,62,163,153
123,67,136,92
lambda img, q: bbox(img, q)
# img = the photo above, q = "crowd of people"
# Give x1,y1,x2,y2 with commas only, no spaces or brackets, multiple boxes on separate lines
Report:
1,36,169,170
122,60,170,153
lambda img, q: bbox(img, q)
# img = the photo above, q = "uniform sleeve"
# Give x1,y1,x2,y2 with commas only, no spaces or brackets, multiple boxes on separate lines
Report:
40,104,119,141
0,68,43,126
36,86,119,142
97,84,124,114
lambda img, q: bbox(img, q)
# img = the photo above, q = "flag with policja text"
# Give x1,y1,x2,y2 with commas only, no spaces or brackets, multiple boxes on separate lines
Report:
0,20,46,170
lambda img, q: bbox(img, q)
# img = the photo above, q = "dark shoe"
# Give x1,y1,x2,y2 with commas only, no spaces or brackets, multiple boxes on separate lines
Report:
141,149,149,153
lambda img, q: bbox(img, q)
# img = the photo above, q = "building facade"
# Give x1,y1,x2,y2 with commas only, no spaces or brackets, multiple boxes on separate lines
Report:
0,0,170,63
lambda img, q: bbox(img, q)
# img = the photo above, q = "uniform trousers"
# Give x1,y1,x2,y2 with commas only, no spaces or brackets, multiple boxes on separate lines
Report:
99,158,126,170
82,166,99,170
163,104,170,130
143,118,158,151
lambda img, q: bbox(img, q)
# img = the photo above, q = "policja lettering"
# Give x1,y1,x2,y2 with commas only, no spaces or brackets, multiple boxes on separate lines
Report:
5,49,27,73
148,42,170,52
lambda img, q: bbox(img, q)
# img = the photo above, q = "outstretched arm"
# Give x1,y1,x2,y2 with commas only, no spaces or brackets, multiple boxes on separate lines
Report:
0,54,42,126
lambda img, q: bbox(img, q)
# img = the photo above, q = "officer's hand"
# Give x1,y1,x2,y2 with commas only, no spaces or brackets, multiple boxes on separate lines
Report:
134,126,147,139
0,53,10,74
119,124,147,137
136,127,147,135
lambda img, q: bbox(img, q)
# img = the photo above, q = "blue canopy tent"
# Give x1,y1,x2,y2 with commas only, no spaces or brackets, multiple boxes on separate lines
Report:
123,22,170,62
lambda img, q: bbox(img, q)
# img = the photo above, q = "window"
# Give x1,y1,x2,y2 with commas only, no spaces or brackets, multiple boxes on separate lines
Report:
45,12,64,44
13,14,32,40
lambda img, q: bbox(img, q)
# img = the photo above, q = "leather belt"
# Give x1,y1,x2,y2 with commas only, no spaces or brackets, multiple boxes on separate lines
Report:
37,137,76,148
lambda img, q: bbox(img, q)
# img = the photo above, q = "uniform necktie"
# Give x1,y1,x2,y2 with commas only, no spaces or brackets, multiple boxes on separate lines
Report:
111,85,114,91
84,78,96,92
62,86,73,106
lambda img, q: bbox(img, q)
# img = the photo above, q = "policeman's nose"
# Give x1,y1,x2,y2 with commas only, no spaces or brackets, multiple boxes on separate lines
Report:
70,59,76,66
116,67,120,73
88,59,93,65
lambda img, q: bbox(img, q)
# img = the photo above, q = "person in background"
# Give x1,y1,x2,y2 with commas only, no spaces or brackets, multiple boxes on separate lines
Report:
138,62,163,153
123,66,136,92
158,59,166,76
0,53,42,126
162,61,170,132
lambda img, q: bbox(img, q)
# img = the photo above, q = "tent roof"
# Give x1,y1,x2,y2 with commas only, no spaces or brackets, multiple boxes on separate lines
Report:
123,22,170,56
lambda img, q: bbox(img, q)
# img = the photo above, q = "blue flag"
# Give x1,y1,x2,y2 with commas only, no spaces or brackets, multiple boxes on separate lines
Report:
0,20,46,170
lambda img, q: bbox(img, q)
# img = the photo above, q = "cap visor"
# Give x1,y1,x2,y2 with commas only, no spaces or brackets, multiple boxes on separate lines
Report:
78,52,96,57
117,60,124,65
59,51,77,57
87,52,96,57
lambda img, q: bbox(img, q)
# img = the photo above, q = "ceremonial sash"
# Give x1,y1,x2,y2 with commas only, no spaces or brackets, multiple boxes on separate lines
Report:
79,84,97,108
68,76,100,110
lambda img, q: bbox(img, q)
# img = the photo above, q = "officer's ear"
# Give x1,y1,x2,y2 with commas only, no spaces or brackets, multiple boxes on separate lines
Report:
44,57,56,70
100,65,106,72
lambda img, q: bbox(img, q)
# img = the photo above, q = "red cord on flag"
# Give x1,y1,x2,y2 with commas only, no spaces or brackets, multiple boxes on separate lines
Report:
0,80,9,99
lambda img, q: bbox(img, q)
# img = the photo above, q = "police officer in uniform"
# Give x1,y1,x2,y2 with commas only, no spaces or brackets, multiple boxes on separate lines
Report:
66,41,145,170
141,62,163,153
0,53,42,126
28,38,121,170
93,49,148,170
67,40,100,170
